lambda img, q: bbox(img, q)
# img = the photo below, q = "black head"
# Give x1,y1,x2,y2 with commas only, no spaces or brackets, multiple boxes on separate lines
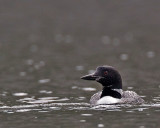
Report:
81,66,122,89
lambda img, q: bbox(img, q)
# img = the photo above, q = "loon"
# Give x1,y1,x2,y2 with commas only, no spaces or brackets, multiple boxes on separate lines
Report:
81,66,144,105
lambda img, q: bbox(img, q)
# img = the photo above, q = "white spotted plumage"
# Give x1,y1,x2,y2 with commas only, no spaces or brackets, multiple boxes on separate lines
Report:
90,89,144,106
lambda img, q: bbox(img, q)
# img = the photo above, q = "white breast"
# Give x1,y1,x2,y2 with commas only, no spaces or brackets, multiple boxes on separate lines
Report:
96,96,121,105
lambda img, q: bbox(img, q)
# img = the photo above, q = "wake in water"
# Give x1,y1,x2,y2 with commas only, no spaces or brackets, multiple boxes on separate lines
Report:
0,101,160,113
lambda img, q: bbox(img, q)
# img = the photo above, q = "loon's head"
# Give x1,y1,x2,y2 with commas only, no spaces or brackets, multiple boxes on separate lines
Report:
81,66,122,89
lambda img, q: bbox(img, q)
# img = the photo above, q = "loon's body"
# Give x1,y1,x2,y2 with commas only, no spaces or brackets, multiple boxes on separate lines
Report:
81,66,144,106
90,90,144,105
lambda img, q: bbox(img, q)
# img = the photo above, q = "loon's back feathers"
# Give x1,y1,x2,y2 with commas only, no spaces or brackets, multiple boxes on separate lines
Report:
122,91,144,104
81,66,144,105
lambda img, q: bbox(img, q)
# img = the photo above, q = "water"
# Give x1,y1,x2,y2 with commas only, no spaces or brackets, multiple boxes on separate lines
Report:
1,0,160,128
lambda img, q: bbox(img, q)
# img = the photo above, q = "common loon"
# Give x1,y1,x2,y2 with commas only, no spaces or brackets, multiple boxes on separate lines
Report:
81,66,144,105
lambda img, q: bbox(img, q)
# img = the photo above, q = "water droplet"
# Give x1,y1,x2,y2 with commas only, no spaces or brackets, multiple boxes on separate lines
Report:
81,114,93,116
34,61,45,70
139,126,145,128
113,38,120,46
127,87,133,89
28,100,53,104
38,79,50,84
76,65,84,71
13,93,28,96
82,87,96,91
80,120,86,122
28,98,69,104
38,97,58,100
126,111,134,113
39,90,52,94
101,36,110,44
147,51,155,58
88,70,95,74
72,86,78,89
0,93,6,96
34,64,40,70
77,97,86,101
120,54,128,61
39,61,45,66
98,124,104,127
7,111,14,114
17,97,35,103
19,72,26,76
50,107,61,110
140,96,146,98
26,59,34,65
138,108,146,111
16,109,31,112
79,97,86,99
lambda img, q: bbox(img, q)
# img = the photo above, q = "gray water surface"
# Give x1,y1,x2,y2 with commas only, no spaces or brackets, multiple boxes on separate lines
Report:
1,1,160,128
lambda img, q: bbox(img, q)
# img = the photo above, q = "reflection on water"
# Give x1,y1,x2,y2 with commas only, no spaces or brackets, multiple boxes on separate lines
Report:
1,90,160,128
1,96,160,113
13,92,28,96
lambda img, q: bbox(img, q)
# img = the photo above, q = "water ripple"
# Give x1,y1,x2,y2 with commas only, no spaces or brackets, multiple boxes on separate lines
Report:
1,97,160,113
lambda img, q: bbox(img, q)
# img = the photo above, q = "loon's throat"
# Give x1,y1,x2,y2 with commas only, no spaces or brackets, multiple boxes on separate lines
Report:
100,87,122,99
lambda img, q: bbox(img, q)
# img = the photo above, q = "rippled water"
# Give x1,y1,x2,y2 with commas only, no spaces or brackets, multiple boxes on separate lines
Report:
0,87,160,128
1,1,160,128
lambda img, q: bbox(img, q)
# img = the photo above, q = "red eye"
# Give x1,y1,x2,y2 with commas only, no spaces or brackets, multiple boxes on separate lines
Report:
104,71,108,75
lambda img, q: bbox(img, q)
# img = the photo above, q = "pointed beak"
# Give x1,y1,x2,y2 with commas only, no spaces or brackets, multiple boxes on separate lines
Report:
81,74,98,81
